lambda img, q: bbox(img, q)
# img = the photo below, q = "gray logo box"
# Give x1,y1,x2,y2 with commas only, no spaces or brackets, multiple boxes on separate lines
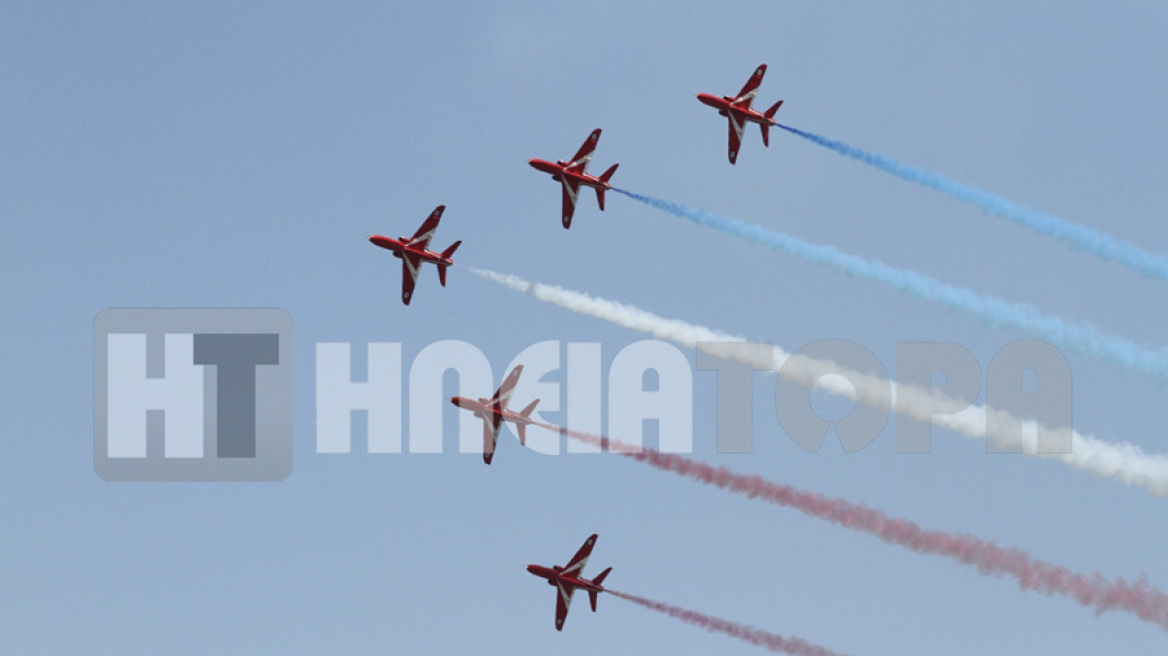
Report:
94,309,293,481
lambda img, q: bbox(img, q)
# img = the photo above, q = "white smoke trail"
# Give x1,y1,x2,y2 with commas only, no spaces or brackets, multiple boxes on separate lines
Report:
469,267,1168,496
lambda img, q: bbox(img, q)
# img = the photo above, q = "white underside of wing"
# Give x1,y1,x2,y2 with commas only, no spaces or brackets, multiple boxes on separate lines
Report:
730,114,746,143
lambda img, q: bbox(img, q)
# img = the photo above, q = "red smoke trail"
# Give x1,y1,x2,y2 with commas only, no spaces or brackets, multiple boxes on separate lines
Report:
609,590,852,656
539,423,1168,630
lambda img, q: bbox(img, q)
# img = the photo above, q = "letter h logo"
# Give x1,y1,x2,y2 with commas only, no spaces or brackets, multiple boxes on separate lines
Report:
94,309,293,481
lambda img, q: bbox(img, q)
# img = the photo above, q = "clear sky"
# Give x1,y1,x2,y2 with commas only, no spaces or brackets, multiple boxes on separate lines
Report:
3,1,1167,654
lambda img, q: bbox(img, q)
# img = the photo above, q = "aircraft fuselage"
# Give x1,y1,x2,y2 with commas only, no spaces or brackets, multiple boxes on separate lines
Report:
525,564,606,594
367,236,453,267
527,159,611,191
696,93,777,127
449,396,535,428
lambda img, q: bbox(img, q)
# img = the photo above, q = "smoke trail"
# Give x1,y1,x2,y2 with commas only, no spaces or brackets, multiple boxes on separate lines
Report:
777,124,1168,283
552,426,1168,629
609,590,853,656
468,267,1168,496
613,187,1168,385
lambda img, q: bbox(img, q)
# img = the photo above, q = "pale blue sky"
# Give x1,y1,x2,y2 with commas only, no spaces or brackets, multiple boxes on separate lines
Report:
3,2,1167,654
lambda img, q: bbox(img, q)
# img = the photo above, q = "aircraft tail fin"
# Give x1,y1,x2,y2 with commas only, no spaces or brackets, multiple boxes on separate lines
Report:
438,241,461,286
761,102,782,148
594,164,617,211
598,164,619,211
515,399,539,446
593,566,611,588
588,566,611,612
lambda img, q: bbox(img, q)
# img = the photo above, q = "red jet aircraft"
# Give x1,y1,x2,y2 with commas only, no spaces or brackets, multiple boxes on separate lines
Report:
526,534,612,631
368,205,461,305
697,64,783,164
528,129,619,229
450,365,540,465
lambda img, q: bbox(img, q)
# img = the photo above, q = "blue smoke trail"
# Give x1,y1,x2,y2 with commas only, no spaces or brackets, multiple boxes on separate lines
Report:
777,124,1168,283
613,187,1168,383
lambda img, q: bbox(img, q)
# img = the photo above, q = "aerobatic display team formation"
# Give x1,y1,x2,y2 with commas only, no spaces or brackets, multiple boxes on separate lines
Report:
368,65,1168,654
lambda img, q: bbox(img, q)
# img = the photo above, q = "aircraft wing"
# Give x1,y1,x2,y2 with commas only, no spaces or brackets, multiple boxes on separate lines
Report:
561,178,581,229
482,416,501,465
489,364,523,412
554,581,575,631
732,64,767,109
482,365,522,462
727,113,746,165
562,534,597,578
401,253,422,305
406,205,444,251
565,129,601,173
